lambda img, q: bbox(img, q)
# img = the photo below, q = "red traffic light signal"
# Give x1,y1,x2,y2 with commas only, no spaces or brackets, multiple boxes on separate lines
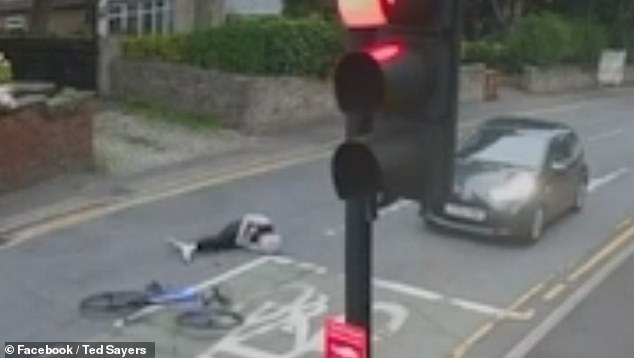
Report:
336,0,389,28
337,0,438,28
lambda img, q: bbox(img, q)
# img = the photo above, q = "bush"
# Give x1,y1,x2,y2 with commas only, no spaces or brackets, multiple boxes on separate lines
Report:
0,53,11,82
462,40,510,68
123,34,187,63
192,16,343,76
506,12,575,67
567,18,609,64
506,13,610,67
283,0,329,18
124,17,344,77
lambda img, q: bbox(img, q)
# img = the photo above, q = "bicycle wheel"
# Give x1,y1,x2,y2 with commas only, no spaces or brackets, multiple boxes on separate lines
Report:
79,291,149,319
176,309,244,331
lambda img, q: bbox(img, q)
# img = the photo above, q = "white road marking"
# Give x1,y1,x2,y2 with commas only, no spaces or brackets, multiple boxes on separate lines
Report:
275,256,531,321
269,256,294,265
374,278,444,301
324,229,337,237
297,262,328,275
113,256,271,327
459,96,625,130
588,129,625,142
503,227,634,358
379,200,416,217
588,168,631,192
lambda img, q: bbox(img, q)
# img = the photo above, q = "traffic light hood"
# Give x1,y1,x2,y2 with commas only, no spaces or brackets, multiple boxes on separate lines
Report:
334,41,429,114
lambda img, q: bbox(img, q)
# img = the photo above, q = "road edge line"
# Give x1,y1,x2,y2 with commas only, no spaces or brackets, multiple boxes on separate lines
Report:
503,224,634,358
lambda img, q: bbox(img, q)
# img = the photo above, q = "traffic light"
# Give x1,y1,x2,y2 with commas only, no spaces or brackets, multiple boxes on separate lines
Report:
332,0,462,207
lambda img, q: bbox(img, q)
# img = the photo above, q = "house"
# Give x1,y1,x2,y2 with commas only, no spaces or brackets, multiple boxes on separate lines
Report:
106,0,282,36
0,0,283,37
0,0,94,36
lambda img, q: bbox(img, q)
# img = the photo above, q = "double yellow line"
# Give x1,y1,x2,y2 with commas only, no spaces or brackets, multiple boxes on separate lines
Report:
0,146,333,251
450,217,634,358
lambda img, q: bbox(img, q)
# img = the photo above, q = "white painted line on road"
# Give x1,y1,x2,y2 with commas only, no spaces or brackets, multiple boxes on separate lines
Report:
273,254,533,321
324,229,337,237
296,262,328,275
269,256,294,265
459,97,625,131
449,298,535,321
379,199,416,217
503,225,634,358
588,168,631,192
374,278,444,301
113,256,271,327
588,129,625,143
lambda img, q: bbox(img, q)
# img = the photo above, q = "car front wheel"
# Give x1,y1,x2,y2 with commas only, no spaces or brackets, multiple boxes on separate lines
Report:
518,205,545,243
571,180,587,212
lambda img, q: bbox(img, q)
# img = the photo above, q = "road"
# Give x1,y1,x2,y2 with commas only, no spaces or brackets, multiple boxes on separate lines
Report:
522,246,634,358
1,89,634,358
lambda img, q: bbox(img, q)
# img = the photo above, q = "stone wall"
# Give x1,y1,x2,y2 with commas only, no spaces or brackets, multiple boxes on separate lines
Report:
521,65,634,92
460,63,486,102
111,59,487,134
0,100,94,193
625,65,634,83
521,66,597,93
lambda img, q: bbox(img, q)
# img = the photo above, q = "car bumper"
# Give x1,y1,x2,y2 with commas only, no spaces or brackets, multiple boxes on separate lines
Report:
425,212,515,237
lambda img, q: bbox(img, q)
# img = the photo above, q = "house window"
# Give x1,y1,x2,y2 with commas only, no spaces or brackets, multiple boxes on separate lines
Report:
4,15,27,31
108,0,172,36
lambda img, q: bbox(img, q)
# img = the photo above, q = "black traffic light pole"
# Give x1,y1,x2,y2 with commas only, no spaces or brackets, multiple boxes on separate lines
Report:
345,195,375,355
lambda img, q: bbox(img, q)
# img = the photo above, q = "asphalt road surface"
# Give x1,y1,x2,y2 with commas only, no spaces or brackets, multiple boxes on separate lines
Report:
2,89,634,358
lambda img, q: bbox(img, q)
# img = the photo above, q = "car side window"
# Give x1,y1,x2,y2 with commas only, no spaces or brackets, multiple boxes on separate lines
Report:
549,137,569,163
569,132,582,161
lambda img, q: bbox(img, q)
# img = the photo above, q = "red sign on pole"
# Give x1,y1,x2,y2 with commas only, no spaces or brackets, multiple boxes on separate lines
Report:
324,317,368,358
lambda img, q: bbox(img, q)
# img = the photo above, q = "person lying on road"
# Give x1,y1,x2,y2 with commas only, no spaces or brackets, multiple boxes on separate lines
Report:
168,213,282,263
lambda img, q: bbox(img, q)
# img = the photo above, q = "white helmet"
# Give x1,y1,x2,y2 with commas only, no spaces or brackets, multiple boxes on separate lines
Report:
252,233,282,254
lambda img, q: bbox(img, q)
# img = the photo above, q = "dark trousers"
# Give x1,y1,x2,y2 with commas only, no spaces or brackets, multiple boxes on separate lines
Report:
196,220,241,252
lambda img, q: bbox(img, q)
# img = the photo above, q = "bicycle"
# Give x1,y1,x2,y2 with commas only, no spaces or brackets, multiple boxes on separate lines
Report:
79,281,244,330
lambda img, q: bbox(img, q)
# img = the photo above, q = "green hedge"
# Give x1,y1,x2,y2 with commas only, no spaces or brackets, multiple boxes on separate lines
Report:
0,54,11,82
462,40,510,68
567,18,609,64
506,13,609,67
122,14,628,76
123,34,187,63
123,17,343,77
282,0,330,18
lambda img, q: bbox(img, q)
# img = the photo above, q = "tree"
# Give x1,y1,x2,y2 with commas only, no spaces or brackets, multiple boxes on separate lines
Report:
29,0,53,36
490,0,528,34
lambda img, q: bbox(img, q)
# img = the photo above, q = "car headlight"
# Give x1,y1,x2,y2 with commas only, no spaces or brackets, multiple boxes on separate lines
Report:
489,173,538,203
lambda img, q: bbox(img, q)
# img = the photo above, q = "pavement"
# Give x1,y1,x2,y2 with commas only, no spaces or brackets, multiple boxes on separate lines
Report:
2,86,634,358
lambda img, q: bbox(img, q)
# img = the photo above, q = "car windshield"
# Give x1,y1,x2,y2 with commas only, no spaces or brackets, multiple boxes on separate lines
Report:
457,127,550,169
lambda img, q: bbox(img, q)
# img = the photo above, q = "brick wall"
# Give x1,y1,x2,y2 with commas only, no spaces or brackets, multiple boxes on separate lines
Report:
0,101,94,193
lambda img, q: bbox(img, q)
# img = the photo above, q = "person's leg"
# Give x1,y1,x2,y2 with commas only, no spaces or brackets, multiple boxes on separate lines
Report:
196,220,241,252
169,220,241,263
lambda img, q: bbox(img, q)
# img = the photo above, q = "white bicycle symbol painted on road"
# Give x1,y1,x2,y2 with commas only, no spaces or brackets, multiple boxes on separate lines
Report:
197,283,409,358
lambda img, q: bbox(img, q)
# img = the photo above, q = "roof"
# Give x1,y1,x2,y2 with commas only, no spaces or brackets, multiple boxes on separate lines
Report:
482,116,572,133
0,0,88,12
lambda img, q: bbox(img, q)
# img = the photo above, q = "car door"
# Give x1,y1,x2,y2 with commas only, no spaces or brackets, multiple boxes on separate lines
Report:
568,131,588,184
545,134,576,216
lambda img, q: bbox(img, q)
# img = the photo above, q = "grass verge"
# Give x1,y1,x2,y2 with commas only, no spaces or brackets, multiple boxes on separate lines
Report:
122,98,219,131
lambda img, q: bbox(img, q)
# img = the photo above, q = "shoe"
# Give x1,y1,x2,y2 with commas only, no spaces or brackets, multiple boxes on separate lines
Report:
168,238,197,264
